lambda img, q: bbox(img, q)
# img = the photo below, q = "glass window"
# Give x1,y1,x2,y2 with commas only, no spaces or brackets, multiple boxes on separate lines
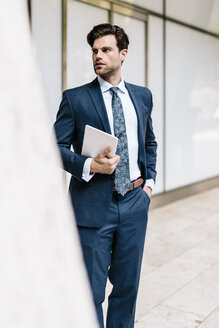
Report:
113,13,146,86
67,0,108,88
120,0,163,14
31,0,62,123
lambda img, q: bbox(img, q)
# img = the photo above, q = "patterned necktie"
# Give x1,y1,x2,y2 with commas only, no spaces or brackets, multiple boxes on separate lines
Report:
110,87,131,196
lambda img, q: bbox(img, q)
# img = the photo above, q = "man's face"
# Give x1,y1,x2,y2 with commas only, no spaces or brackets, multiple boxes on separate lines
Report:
92,34,127,79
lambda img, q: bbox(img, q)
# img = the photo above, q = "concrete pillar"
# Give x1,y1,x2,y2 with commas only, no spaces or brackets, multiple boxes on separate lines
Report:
0,1,98,327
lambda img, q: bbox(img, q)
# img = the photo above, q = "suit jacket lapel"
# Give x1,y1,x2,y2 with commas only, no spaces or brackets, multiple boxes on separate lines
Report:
87,78,112,134
125,82,144,164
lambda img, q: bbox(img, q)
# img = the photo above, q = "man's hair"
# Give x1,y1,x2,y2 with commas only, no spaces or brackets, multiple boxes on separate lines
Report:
87,23,129,51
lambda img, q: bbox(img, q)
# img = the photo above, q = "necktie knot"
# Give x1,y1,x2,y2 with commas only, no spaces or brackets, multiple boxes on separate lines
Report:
110,87,118,95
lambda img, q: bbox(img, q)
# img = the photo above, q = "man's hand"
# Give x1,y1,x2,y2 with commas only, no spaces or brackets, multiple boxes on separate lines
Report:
90,147,120,175
143,186,152,199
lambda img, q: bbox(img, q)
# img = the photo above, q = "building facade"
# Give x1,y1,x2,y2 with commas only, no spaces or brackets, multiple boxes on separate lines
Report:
29,0,219,203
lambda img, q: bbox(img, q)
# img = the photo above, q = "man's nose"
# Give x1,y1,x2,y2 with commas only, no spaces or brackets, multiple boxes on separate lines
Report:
96,50,103,58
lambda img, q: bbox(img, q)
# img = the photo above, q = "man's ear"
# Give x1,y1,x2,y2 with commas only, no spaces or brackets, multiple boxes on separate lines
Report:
120,49,128,63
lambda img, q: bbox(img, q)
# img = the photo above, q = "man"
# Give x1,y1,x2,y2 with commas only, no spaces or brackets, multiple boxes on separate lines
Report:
54,24,157,328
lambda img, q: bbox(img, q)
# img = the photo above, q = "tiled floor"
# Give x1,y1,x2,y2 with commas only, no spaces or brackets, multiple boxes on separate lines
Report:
103,187,219,327
135,187,219,328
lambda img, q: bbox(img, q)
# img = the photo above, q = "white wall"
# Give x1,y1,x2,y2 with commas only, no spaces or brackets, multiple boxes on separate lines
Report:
31,0,62,123
166,22,219,190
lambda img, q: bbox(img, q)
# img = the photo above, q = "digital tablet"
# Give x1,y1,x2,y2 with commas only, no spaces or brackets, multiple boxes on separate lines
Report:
81,125,118,158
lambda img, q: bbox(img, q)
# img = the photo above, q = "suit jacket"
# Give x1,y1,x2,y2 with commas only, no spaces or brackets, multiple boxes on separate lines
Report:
54,77,157,228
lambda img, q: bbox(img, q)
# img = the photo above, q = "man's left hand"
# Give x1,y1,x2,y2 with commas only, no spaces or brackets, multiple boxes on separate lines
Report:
143,186,152,199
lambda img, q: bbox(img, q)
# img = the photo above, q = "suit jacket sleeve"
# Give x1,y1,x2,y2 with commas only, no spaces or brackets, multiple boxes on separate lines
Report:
54,91,88,182
145,91,157,182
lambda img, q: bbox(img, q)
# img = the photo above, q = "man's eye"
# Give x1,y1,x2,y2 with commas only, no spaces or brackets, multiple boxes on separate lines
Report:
92,49,98,54
103,49,109,52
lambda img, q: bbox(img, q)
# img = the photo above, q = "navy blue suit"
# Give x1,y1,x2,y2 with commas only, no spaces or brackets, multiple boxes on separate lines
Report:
54,77,157,327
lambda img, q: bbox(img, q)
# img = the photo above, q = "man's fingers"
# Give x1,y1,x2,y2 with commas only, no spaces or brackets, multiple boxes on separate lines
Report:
103,146,111,155
92,153,120,174
104,146,112,158
106,146,112,153
98,146,112,158
107,155,120,165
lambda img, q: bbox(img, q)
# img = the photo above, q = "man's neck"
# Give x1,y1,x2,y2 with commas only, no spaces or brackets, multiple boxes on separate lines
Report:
99,73,122,86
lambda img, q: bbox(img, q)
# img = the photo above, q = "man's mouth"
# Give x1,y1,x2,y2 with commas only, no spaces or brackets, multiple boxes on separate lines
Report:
95,62,104,68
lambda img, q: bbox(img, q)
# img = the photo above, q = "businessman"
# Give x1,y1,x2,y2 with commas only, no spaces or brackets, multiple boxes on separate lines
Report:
54,24,157,328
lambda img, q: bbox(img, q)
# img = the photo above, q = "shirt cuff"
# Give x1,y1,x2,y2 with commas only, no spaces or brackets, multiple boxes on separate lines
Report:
145,179,155,191
82,158,94,182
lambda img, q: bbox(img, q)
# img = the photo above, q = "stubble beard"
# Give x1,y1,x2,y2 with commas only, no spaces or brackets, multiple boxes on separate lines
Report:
94,65,118,80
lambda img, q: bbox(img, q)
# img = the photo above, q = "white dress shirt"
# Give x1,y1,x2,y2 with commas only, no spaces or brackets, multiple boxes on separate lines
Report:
82,76,154,190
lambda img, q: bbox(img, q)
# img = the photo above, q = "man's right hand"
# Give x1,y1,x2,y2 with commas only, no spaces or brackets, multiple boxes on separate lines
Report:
90,147,120,175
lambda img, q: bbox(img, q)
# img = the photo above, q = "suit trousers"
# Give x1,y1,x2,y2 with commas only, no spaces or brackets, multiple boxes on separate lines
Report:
78,186,150,328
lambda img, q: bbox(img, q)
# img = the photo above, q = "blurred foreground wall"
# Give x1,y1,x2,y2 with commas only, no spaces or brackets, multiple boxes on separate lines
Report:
0,1,98,327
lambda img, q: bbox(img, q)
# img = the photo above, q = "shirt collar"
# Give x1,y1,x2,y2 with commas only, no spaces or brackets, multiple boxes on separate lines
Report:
97,76,126,94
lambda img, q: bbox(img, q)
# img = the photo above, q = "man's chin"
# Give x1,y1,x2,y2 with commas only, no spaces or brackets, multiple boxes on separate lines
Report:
95,70,110,79
95,68,104,75
94,66,110,74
